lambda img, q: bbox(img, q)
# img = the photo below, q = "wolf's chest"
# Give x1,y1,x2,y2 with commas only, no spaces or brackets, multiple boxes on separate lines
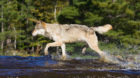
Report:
49,33,61,41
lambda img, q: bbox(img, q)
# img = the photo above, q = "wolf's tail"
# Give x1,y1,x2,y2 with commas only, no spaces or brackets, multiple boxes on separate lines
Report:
91,24,112,34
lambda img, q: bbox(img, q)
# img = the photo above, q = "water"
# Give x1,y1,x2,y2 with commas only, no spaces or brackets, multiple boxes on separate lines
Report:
97,52,140,70
0,55,140,78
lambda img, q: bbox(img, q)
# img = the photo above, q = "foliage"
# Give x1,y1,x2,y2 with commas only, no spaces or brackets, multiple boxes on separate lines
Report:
0,0,139,56
58,0,140,49
0,0,68,55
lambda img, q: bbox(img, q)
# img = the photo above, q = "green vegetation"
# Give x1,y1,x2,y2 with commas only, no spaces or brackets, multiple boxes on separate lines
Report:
0,0,139,57
58,0,140,55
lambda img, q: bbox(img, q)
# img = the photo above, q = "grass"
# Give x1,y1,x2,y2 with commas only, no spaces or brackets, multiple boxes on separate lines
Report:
0,41,139,59
0,50,40,57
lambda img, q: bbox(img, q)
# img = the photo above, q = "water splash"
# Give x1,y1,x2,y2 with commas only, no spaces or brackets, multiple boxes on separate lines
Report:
99,52,122,64
100,52,140,70
119,54,140,69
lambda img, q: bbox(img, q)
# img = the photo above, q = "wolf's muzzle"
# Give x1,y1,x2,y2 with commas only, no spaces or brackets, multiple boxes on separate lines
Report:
32,30,36,36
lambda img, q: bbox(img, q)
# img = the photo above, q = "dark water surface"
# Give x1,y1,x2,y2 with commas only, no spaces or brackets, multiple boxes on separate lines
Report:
0,55,140,78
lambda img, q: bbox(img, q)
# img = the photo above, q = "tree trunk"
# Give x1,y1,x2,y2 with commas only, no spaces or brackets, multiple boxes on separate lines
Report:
31,47,34,51
13,26,17,49
31,37,35,53
54,0,57,22
112,0,116,3
69,0,73,5
1,5,4,50
36,45,41,55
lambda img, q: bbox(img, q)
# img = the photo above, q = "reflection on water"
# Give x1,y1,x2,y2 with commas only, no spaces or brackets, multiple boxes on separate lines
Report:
0,55,139,78
0,69,140,78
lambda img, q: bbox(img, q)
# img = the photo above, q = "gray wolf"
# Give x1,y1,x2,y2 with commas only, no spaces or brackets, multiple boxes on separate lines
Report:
32,21,112,60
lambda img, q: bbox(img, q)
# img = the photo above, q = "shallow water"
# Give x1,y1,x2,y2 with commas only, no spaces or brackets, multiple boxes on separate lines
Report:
0,55,140,78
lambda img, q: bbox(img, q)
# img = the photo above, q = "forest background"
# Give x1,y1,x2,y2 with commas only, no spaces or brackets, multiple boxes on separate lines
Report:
0,0,140,58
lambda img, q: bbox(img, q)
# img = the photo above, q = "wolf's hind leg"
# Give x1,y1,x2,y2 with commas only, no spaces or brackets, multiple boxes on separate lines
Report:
44,42,62,55
81,45,88,54
86,34,104,58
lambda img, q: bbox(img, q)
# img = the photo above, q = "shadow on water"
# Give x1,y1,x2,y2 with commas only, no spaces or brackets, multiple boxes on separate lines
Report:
0,55,140,78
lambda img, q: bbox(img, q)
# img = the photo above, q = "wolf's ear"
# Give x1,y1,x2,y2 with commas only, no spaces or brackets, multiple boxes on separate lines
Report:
41,21,46,24
41,21,47,28
36,21,41,24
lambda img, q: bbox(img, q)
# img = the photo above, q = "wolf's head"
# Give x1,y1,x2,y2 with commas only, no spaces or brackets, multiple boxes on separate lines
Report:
32,21,47,36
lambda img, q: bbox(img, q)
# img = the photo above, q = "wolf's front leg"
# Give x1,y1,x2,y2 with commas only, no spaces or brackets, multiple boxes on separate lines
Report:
61,43,67,60
44,42,62,55
44,47,49,55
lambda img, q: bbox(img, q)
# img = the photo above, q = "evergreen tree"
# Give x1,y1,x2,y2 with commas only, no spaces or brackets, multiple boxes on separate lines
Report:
58,0,140,50
0,0,139,55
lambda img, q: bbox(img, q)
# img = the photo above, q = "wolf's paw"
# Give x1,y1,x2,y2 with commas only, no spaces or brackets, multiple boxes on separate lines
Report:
60,55,71,61
99,53,120,64
44,51,49,55
61,55,67,60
